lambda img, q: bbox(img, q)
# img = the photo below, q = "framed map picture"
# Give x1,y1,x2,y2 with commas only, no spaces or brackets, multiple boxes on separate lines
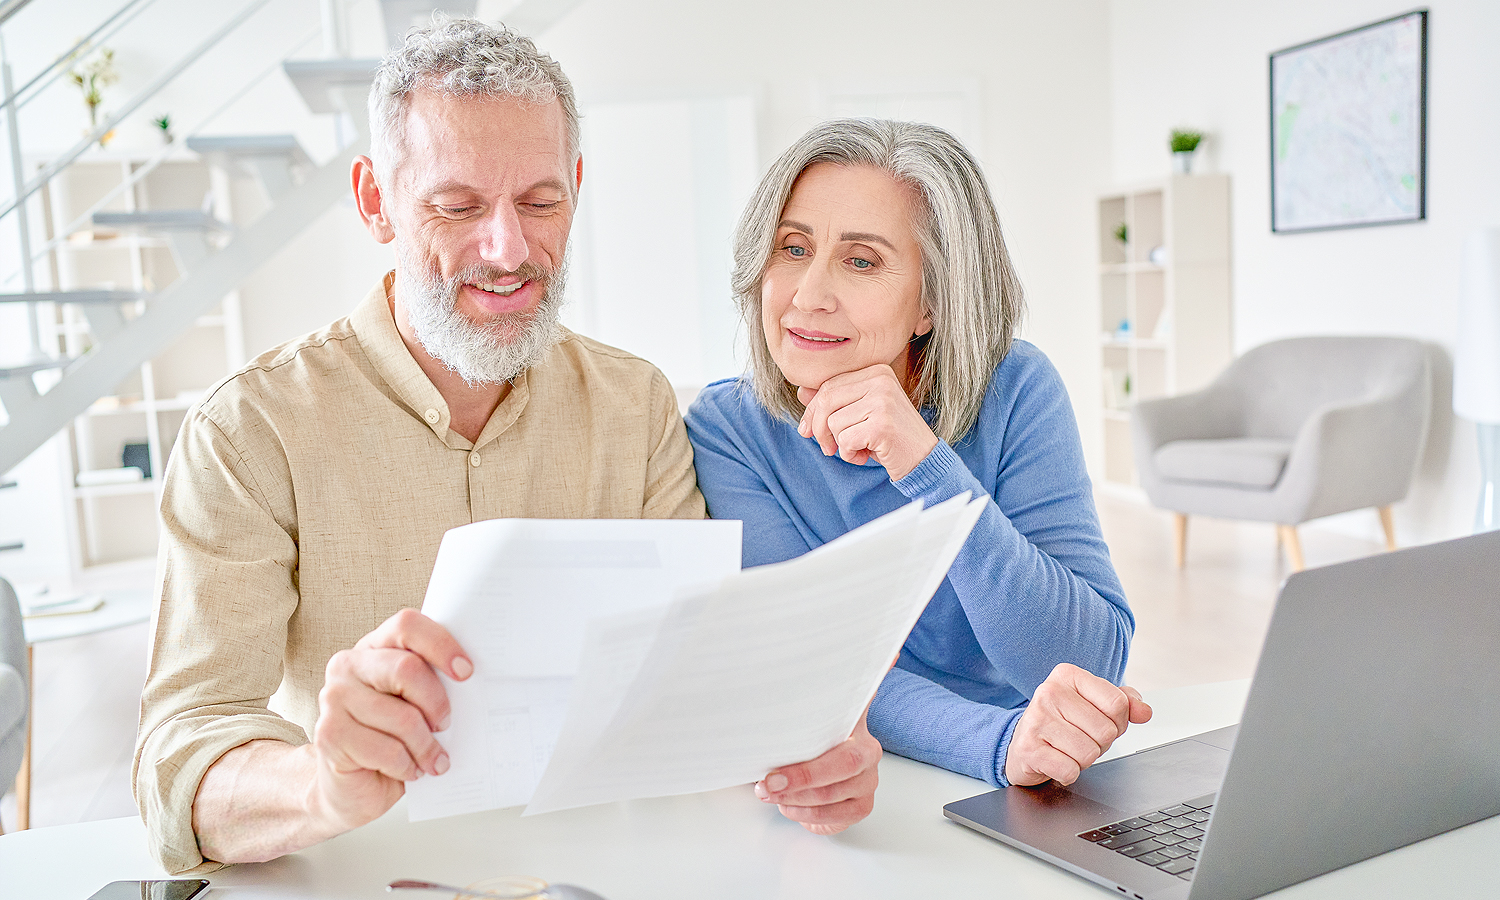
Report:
1270,10,1428,233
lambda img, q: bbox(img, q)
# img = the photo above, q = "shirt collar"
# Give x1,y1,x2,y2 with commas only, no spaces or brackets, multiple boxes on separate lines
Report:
350,271,532,451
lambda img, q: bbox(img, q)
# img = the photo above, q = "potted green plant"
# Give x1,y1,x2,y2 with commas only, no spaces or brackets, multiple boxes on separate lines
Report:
1170,129,1204,174
153,113,173,144
68,45,118,147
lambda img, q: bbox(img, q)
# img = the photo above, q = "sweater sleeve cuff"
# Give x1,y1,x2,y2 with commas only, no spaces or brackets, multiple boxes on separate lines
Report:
892,440,978,500
992,705,1026,788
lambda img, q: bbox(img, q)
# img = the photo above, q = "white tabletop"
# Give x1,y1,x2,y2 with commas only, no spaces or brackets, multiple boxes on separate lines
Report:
21,590,152,644
3,679,1498,899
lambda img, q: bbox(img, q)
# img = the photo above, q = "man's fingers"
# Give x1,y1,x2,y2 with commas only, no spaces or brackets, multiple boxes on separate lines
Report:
330,676,449,776
331,645,452,732
355,608,472,681
316,700,424,782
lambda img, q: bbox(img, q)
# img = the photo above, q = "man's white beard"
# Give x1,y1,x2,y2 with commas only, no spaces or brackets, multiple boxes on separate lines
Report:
396,241,567,386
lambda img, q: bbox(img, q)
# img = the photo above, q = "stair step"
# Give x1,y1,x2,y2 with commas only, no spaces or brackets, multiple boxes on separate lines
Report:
186,133,306,158
93,210,231,233
0,358,71,379
186,133,310,163
284,58,379,115
0,289,147,305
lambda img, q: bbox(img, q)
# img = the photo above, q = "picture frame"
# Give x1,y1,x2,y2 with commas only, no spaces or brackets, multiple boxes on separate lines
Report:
1269,9,1428,234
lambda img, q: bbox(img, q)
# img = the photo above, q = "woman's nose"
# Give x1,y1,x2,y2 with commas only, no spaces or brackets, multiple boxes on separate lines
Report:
789,259,837,313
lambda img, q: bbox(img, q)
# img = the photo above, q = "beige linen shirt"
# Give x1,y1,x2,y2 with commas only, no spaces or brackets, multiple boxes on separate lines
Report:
134,274,704,873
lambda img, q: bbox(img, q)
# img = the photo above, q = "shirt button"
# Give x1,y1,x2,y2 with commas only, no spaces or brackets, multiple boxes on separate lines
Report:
470,452,481,467
424,408,440,424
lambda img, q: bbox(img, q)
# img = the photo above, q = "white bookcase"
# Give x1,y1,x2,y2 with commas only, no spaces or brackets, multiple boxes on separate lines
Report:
36,155,245,569
1097,174,1233,486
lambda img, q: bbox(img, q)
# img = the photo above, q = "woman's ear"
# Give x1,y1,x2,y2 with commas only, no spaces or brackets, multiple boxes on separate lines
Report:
351,156,395,244
915,309,934,338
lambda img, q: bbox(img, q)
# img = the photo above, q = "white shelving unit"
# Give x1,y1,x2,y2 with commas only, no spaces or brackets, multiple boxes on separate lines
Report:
37,155,245,569
1097,174,1233,486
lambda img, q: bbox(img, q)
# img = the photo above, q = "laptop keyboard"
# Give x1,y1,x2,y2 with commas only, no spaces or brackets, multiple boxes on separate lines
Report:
1077,793,1216,881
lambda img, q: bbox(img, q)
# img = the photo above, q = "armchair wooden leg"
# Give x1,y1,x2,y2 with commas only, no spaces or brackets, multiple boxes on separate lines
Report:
1173,513,1188,568
1278,525,1305,572
1378,506,1398,552
15,644,31,831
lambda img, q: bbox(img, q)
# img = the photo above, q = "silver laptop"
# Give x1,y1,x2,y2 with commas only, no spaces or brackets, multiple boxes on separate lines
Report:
944,529,1500,900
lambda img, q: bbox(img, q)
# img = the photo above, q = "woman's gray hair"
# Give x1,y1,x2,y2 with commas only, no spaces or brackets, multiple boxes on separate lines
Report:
368,17,580,187
732,118,1025,444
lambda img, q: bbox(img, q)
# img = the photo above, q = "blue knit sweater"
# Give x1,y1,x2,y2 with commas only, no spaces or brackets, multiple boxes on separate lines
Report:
684,340,1134,785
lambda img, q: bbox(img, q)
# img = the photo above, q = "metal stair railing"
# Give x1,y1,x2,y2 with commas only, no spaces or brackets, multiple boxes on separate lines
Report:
0,0,273,225
0,0,374,476
0,130,368,475
19,21,325,274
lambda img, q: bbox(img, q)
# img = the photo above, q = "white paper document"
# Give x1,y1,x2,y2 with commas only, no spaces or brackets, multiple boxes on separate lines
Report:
524,493,985,815
406,518,742,821
407,496,984,821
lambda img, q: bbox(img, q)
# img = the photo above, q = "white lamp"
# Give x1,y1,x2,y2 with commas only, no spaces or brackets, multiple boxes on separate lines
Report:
1454,228,1500,532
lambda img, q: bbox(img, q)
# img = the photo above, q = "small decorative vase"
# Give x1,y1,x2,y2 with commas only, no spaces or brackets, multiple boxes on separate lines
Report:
1172,151,1195,174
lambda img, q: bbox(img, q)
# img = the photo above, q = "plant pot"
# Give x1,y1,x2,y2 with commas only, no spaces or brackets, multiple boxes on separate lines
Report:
1172,150,1195,174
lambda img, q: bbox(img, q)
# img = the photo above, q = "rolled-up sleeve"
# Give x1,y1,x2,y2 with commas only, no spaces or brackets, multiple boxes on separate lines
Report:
133,407,306,874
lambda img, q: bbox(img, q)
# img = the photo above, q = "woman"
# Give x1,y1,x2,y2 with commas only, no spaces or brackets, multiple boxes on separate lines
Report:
687,119,1149,810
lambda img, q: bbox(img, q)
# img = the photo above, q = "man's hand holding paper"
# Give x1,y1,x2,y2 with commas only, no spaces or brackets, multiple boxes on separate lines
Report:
407,495,985,828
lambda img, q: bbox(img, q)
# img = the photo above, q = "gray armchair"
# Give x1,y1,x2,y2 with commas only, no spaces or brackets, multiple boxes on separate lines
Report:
0,576,26,834
1132,336,1432,570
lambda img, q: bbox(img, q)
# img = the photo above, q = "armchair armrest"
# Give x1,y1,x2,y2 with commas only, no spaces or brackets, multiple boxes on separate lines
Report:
1131,384,1244,454
1275,387,1431,522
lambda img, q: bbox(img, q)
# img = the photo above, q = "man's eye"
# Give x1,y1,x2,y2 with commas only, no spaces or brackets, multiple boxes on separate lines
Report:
441,206,475,215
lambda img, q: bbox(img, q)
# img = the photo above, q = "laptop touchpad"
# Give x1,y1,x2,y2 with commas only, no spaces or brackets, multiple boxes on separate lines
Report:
1067,739,1230,813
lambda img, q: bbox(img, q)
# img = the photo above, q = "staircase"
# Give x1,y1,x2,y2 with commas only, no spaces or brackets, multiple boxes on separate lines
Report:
0,2,378,478
0,0,586,484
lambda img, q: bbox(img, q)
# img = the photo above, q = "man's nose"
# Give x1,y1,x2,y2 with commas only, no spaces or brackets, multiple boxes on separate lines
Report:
790,258,837,313
477,205,529,272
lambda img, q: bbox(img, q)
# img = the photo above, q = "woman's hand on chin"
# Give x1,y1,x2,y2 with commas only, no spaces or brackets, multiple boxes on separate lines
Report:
797,364,939,482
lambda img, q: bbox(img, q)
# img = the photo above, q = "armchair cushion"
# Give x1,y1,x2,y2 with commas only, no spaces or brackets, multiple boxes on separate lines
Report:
1154,438,1293,489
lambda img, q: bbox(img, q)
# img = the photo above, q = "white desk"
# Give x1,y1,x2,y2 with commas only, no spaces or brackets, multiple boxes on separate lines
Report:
3,680,1498,899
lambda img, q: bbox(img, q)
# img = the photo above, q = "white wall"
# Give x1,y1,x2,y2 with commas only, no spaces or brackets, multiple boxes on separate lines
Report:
1109,0,1500,543
539,0,1114,445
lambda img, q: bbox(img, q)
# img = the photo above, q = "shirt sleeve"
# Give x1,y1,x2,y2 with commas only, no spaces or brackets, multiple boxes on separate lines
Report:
132,407,308,875
879,360,1134,785
642,369,707,520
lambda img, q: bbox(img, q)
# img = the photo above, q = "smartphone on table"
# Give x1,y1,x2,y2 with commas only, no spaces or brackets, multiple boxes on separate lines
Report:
85,880,210,900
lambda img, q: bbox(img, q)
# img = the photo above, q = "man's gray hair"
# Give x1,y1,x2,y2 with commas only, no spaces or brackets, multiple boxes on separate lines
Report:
731,118,1026,444
368,17,580,186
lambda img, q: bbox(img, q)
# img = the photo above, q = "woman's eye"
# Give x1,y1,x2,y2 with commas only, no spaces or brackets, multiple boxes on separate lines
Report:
781,244,808,258
850,257,874,270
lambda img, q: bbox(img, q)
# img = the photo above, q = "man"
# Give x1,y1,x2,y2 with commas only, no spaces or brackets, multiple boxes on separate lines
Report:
133,19,879,874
